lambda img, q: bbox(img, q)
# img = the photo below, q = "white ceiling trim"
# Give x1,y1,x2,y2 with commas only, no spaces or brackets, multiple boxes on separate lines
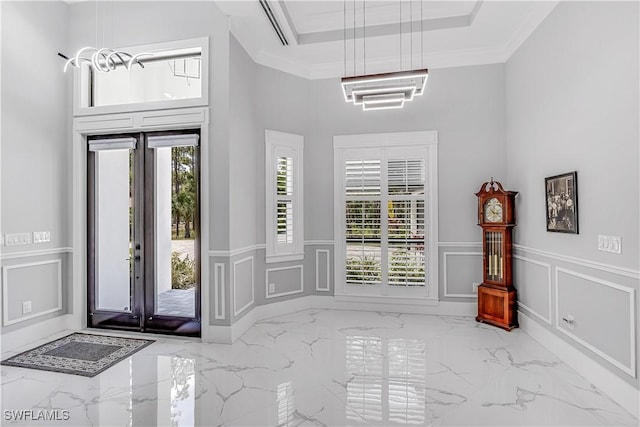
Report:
228,1,560,81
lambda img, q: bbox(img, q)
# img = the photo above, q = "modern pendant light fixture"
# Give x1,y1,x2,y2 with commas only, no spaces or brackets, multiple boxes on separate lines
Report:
341,0,428,111
59,1,152,73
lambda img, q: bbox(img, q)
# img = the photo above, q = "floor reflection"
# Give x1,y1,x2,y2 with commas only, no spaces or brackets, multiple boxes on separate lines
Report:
277,381,295,427
346,336,426,425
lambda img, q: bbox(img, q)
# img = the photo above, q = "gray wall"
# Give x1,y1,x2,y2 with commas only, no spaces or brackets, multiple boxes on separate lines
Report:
506,1,639,387
229,35,259,251
1,1,71,332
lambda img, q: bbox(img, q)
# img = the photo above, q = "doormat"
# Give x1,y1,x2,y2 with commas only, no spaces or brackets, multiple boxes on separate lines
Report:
1,333,154,377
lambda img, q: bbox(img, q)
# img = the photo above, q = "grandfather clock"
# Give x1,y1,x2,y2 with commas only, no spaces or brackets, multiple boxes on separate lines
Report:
475,178,518,331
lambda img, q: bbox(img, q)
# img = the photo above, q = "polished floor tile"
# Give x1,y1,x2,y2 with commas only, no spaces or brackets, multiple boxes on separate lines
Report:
1,309,637,426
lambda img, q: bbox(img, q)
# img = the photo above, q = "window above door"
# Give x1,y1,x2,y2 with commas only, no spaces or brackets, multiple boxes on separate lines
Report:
73,38,209,116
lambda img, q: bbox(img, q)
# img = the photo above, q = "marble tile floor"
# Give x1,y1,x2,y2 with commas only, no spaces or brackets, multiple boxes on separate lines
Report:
1,309,637,427
156,288,196,318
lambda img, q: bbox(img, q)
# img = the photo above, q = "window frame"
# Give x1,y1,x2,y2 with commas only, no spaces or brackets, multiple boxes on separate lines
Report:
73,37,209,117
266,130,304,263
333,131,438,300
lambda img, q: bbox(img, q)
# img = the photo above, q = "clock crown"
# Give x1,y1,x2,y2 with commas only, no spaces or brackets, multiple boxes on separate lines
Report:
476,178,506,196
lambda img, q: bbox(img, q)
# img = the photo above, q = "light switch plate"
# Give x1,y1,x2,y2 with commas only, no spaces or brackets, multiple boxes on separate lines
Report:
598,235,621,253
4,232,31,246
33,231,51,243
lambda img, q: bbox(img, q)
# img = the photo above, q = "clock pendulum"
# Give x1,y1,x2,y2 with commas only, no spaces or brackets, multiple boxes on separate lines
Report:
475,178,518,331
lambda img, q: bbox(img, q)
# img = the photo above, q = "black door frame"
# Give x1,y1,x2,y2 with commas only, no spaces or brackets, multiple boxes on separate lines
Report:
87,130,201,337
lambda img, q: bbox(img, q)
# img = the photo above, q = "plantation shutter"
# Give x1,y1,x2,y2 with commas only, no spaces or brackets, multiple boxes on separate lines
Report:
387,159,425,287
342,153,426,289
345,160,382,285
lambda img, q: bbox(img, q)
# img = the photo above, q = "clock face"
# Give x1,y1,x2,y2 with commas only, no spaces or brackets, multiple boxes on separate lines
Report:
484,198,503,223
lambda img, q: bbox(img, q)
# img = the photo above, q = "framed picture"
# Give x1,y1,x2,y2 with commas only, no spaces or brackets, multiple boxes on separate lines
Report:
545,171,578,233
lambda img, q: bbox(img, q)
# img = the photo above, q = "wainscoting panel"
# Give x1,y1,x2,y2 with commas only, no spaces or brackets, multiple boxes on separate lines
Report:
440,249,482,298
213,263,226,320
555,267,635,377
514,244,638,381
315,250,330,292
514,255,552,325
266,265,304,299
232,256,254,317
2,259,63,326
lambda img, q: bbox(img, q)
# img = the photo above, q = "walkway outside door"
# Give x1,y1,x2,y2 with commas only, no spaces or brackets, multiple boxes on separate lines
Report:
87,130,201,337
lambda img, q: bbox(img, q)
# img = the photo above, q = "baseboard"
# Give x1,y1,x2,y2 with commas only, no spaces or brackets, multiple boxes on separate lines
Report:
1,314,75,355
519,311,639,418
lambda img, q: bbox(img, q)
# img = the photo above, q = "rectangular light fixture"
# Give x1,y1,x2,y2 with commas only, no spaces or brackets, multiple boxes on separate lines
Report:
341,69,428,111
363,99,405,111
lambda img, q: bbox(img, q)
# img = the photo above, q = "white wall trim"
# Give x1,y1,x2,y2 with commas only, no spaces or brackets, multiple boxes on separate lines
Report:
1,247,73,261
315,249,331,292
213,263,226,320
209,244,266,258
2,259,63,326
209,241,335,258
555,267,636,378
514,244,640,279
233,256,255,317
265,265,304,299
513,254,552,325
438,241,481,247
519,311,638,419
442,251,482,298
305,240,334,246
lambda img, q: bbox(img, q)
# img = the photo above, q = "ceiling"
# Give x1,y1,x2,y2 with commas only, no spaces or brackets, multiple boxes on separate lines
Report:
215,0,559,79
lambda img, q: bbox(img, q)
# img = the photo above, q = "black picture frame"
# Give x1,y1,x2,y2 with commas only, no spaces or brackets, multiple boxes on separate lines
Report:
545,171,578,234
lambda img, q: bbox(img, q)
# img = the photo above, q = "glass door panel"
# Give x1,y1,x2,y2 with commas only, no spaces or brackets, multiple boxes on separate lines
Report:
153,145,196,318
88,134,141,330
96,149,134,311
144,132,200,336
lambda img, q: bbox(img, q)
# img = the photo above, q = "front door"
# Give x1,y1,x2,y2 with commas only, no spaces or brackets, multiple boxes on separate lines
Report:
87,130,201,337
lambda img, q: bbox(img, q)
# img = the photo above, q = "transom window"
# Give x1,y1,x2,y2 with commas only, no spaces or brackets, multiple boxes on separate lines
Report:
74,37,209,116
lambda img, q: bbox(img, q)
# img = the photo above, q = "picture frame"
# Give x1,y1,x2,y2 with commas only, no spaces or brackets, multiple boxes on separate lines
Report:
545,171,578,234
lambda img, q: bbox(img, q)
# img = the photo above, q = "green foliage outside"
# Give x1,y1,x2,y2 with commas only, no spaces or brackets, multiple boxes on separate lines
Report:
172,146,197,240
346,249,425,285
389,249,425,285
346,254,381,283
171,251,195,289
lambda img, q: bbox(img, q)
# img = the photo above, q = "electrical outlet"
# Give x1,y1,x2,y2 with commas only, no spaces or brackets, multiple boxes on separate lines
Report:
33,231,51,243
268,283,275,294
561,314,575,330
22,300,32,314
472,282,480,293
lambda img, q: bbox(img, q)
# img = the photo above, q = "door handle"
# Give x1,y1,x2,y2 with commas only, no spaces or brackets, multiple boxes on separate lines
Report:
127,255,141,261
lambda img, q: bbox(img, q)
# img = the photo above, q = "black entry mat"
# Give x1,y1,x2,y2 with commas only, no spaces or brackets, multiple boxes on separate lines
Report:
1,333,154,377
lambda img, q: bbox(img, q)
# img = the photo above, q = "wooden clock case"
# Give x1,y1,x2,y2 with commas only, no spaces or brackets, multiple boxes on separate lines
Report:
475,179,518,331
